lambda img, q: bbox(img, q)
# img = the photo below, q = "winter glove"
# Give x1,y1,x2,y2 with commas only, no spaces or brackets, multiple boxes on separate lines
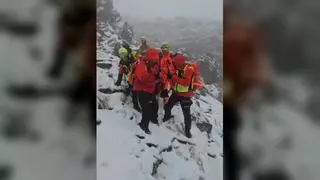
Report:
167,72,172,79
115,73,123,86
163,97,169,105
160,89,169,98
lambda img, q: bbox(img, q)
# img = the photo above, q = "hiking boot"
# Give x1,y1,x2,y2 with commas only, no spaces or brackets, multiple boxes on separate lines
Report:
185,131,192,138
163,114,174,122
138,122,151,135
151,119,159,125
144,128,151,134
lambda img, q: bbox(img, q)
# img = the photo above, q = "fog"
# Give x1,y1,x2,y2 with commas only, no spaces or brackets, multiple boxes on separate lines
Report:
113,0,222,21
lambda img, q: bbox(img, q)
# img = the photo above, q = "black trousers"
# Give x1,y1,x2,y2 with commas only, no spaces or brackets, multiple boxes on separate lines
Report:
47,45,67,79
224,105,241,180
164,94,193,133
127,85,140,109
68,77,96,137
138,91,157,129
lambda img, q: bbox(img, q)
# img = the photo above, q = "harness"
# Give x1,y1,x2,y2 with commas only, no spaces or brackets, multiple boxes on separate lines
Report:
174,64,195,93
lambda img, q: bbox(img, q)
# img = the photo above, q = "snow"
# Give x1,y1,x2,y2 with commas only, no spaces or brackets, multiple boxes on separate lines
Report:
97,108,223,180
239,76,320,180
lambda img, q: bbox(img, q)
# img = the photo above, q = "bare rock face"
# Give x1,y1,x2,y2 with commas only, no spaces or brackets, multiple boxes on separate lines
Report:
196,121,213,135
0,165,13,180
97,0,134,44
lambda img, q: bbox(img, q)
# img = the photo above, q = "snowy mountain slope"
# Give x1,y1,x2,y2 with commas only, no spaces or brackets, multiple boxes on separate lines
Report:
237,76,320,180
97,5,223,179
97,50,223,180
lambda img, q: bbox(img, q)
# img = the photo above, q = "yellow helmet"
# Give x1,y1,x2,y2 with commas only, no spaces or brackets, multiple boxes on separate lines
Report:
118,47,128,58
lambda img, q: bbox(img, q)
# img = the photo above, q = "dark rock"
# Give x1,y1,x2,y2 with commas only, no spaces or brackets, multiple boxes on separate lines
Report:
2,116,29,139
98,88,125,94
5,19,39,37
6,84,40,98
119,22,134,43
199,88,208,96
83,152,96,167
98,97,108,109
196,122,213,134
29,45,43,61
130,116,134,120
191,115,197,121
2,112,40,142
151,158,163,176
108,74,113,78
97,63,112,69
98,103,104,109
146,143,158,148
195,101,200,107
0,165,13,180
97,120,102,125
107,39,113,44
160,146,173,154
171,138,195,145
208,153,217,159
253,168,291,180
136,135,145,139
6,84,60,99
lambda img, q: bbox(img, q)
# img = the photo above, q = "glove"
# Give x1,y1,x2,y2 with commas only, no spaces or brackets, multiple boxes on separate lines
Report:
163,97,169,105
160,89,169,98
167,73,172,79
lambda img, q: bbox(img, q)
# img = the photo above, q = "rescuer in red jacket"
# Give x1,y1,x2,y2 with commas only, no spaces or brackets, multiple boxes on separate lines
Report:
162,54,196,138
159,43,176,102
132,48,160,134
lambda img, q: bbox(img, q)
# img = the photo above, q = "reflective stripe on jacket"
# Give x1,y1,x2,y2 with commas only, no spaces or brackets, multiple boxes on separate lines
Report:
171,64,194,97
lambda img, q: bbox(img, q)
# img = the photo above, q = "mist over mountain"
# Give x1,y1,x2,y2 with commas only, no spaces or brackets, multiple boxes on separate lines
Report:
123,15,222,86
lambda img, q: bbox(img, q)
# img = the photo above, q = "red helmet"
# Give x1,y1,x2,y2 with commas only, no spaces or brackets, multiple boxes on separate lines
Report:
173,54,185,70
145,48,159,61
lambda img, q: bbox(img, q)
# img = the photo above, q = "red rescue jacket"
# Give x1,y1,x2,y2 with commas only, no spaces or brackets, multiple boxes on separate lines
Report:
132,49,159,93
171,64,195,97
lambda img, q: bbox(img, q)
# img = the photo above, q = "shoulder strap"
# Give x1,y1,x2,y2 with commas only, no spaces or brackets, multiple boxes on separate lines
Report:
185,64,195,90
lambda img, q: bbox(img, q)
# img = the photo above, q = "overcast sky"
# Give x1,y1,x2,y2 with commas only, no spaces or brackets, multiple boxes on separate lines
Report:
113,0,222,21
